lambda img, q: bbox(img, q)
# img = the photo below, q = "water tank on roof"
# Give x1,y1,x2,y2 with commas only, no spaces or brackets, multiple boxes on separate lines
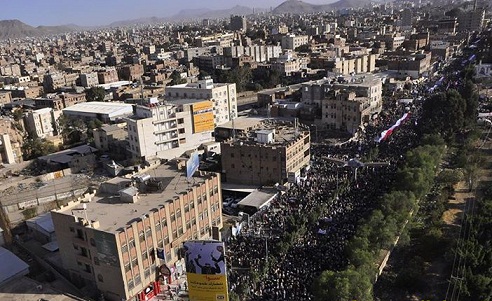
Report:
256,129,275,144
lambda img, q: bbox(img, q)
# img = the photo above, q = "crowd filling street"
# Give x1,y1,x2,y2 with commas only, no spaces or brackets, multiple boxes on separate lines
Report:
224,49,476,300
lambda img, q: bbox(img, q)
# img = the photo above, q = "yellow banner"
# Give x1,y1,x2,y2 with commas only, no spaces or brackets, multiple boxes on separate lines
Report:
193,112,214,133
192,101,213,113
187,273,228,301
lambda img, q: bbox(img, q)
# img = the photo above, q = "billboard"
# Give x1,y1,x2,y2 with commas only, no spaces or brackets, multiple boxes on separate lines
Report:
184,240,229,301
192,101,214,133
186,152,200,180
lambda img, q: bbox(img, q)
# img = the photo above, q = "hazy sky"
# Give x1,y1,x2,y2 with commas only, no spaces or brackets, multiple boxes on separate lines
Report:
0,0,334,26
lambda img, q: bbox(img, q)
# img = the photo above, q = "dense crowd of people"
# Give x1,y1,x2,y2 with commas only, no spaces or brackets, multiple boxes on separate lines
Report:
225,46,476,300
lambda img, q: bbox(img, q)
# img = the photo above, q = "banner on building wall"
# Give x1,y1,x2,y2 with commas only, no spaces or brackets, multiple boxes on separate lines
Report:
192,101,214,133
184,240,229,301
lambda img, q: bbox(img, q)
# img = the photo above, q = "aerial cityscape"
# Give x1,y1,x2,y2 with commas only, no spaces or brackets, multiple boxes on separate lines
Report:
0,0,491,301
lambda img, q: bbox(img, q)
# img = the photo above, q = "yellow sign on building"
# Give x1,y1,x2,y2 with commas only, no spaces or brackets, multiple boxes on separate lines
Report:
192,101,214,133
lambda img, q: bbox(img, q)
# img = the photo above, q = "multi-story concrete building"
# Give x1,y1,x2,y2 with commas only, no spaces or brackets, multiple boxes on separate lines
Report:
221,119,310,185
119,65,145,81
165,78,237,126
301,74,383,123
126,98,215,161
93,123,128,153
387,52,432,79
80,73,100,87
281,34,309,50
51,164,223,301
230,15,247,32
43,73,66,92
321,90,372,134
98,68,119,84
24,108,56,138
458,9,485,32
0,91,12,106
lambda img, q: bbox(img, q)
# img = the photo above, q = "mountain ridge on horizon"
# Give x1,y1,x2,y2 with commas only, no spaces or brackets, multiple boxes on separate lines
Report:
0,0,377,39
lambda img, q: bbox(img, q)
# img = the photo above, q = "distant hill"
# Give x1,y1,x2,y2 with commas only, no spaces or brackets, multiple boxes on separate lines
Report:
272,0,374,14
0,19,78,40
168,5,262,21
108,5,264,26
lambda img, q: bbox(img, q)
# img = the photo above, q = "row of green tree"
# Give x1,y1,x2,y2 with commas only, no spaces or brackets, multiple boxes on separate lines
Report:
311,65,481,300
312,137,445,301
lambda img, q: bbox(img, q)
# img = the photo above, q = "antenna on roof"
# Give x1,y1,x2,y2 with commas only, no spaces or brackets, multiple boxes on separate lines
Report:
140,77,144,100
83,203,89,223
231,110,236,143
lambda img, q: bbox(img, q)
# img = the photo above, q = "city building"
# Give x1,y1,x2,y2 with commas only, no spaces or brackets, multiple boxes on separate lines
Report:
51,163,223,301
98,68,120,84
165,78,237,126
281,35,309,50
80,73,100,87
321,90,372,134
93,123,128,153
458,9,485,32
43,73,66,92
62,102,134,123
24,108,56,138
301,74,383,123
125,98,215,161
230,15,247,32
0,91,12,106
220,118,310,186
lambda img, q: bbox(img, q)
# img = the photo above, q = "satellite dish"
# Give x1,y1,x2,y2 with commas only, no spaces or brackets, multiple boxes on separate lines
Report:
83,204,87,210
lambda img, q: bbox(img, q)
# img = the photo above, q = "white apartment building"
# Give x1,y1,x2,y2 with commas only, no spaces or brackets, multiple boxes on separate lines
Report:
165,78,237,126
281,34,309,50
126,99,215,161
24,108,56,138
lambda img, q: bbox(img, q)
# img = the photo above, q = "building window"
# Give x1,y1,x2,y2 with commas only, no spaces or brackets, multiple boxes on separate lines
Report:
145,228,152,238
125,263,131,272
90,238,96,247
128,280,134,290
170,213,175,222
142,250,148,260
121,244,128,253
172,230,177,239
176,209,181,219
129,239,136,249
199,213,203,221
98,274,104,282
164,236,169,245
144,267,150,279
139,231,145,242
135,275,141,285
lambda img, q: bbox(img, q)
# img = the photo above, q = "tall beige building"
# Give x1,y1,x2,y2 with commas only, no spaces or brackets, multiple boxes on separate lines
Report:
51,165,223,301
126,98,215,161
24,108,56,138
165,78,237,126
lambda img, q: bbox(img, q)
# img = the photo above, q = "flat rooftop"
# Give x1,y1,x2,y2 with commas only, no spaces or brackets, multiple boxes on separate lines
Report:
216,117,266,131
56,163,215,233
62,101,133,115
0,276,80,301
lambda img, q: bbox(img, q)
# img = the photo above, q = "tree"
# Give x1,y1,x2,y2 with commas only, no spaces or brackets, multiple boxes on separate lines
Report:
85,86,106,102
12,109,23,121
21,137,58,160
58,115,88,145
167,70,187,86
218,66,252,92
460,80,479,126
